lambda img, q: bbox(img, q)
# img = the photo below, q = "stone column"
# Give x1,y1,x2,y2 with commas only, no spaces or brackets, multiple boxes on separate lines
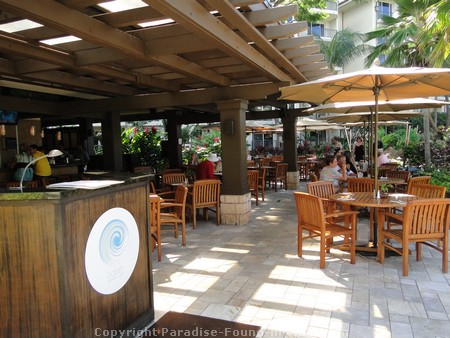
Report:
282,111,299,190
216,99,251,225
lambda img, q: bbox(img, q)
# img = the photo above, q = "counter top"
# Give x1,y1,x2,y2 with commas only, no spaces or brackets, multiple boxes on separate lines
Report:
0,172,154,201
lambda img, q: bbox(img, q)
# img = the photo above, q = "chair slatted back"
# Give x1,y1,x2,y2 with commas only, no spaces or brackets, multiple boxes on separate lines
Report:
307,181,335,199
294,192,325,232
192,179,221,207
247,170,259,191
260,158,272,166
276,163,288,179
403,199,450,239
272,155,283,162
172,185,188,217
133,166,153,173
247,170,259,205
149,194,162,261
408,183,446,199
347,177,375,192
247,160,255,167
385,170,410,182
380,163,399,170
406,176,432,194
162,173,186,187
162,168,182,175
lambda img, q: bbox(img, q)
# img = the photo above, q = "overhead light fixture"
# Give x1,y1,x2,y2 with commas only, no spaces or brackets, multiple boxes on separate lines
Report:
29,125,35,136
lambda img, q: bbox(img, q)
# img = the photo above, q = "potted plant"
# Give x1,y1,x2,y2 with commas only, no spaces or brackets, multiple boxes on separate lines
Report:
379,184,393,197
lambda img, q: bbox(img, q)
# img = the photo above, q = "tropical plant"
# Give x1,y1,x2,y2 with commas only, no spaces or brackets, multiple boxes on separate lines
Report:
317,29,372,73
418,0,450,67
121,126,167,171
364,0,446,68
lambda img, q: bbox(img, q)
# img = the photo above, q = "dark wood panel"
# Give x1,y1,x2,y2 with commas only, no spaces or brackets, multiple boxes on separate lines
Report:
0,201,62,338
0,181,153,338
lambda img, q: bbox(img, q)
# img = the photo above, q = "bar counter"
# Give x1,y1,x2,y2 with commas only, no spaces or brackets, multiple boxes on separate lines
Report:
0,173,155,338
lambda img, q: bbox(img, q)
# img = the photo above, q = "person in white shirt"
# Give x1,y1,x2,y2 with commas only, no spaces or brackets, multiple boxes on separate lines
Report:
377,149,389,167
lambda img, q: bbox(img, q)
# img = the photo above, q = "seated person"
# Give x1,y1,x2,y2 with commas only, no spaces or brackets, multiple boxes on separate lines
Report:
377,149,389,167
196,153,219,180
29,144,52,179
320,155,347,192
343,151,358,176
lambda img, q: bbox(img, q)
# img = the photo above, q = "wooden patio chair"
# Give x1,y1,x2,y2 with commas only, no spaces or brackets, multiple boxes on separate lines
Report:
306,181,341,214
260,157,272,167
247,160,255,167
347,177,375,193
133,165,153,174
149,194,162,261
408,183,446,199
162,172,186,189
162,168,182,175
272,155,283,162
247,170,259,206
385,170,410,192
187,179,221,229
378,198,450,276
160,185,188,246
257,167,267,202
406,176,432,194
347,177,375,240
267,162,288,192
380,163,400,170
294,192,357,269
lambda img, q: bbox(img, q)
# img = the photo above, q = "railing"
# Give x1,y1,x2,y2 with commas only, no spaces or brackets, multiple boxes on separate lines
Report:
308,27,337,39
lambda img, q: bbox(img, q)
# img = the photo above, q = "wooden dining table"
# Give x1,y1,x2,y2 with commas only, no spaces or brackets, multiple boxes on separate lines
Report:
329,191,420,254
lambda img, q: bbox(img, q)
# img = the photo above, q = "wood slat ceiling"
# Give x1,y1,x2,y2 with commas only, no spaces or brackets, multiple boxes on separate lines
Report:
0,0,331,120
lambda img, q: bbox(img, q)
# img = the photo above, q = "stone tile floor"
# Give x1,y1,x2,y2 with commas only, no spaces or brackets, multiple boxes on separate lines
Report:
151,183,450,338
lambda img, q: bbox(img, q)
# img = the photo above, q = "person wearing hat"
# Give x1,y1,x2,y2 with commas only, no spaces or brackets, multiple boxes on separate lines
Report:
196,153,219,180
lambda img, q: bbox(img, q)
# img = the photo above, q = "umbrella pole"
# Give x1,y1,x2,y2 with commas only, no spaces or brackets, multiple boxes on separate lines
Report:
373,86,380,195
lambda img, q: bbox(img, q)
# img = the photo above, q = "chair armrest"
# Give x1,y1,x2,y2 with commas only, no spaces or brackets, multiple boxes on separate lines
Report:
158,190,175,198
324,210,358,219
380,211,404,223
161,202,183,209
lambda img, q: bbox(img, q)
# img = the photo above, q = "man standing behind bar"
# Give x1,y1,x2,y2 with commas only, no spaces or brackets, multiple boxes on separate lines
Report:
29,144,52,179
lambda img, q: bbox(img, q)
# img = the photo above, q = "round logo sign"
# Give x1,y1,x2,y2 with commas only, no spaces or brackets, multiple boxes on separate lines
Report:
85,207,139,295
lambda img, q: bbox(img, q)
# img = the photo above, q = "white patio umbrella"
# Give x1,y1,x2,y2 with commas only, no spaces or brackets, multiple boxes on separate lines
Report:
279,66,450,191
303,98,450,115
320,111,423,124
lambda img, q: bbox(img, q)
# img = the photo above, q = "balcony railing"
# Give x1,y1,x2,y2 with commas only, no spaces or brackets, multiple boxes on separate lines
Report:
308,27,337,39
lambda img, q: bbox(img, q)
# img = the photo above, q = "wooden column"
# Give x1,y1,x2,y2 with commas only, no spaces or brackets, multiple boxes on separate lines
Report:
102,112,123,171
165,111,183,168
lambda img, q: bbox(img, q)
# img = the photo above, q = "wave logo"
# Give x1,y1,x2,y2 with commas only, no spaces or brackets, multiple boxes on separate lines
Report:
85,208,139,295
99,219,129,266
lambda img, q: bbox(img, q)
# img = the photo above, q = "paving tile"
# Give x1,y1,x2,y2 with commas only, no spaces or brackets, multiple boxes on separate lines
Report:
152,184,450,337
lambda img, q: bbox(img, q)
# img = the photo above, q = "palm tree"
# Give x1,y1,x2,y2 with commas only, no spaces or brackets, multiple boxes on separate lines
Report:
418,0,450,67
364,0,439,68
363,0,450,165
317,28,371,73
